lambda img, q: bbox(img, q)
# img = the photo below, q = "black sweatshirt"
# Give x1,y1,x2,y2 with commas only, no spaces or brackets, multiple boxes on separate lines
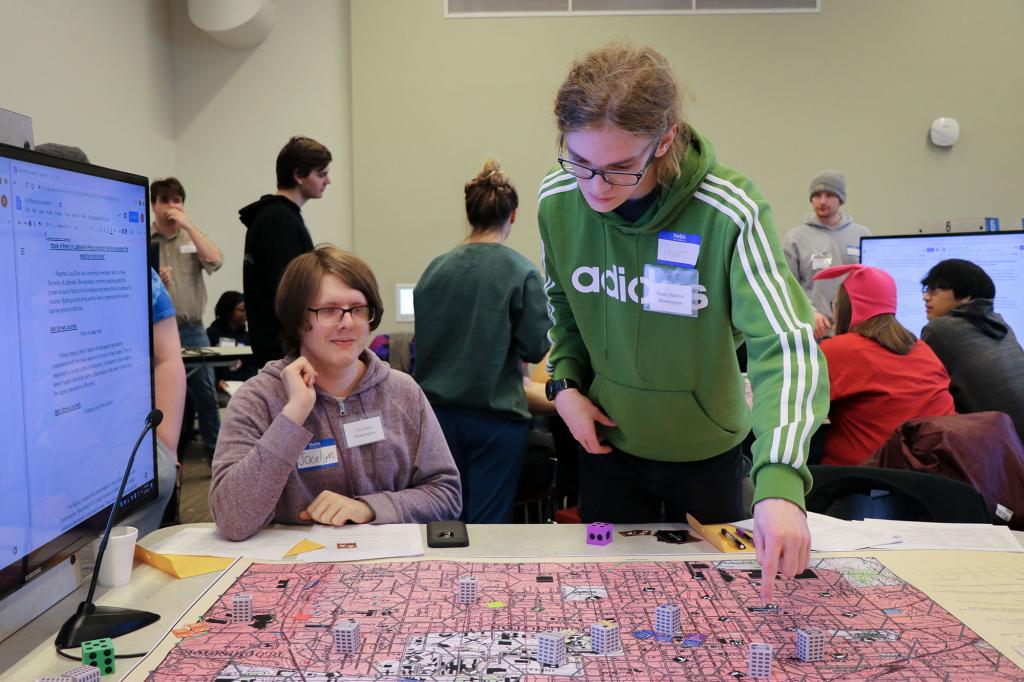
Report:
240,195,314,369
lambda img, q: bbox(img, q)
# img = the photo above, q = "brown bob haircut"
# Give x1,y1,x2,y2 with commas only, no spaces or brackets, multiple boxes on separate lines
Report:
275,244,383,355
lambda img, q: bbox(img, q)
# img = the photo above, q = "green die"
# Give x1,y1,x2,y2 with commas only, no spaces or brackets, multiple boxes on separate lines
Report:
82,637,115,676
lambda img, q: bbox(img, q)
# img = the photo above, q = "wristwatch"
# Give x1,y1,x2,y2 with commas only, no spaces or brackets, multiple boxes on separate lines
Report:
545,378,580,401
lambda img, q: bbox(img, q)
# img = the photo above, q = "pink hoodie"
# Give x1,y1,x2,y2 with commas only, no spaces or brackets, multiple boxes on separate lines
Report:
209,350,462,540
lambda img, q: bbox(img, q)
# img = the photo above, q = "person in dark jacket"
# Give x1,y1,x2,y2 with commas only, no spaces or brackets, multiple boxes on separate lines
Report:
241,136,332,369
920,259,1024,440
206,291,259,400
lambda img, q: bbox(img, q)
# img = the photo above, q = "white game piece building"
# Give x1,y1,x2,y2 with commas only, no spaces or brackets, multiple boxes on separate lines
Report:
36,666,101,682
459,575,477,604
796,627,825,662
537,631,567,666
63,668,101,682
655,603,680,638
231,592,253,623
332,619,361,654
590,621,622,654
749,642,773,679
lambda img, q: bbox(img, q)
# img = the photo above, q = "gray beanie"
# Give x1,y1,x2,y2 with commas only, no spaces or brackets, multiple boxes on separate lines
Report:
809,170,846,204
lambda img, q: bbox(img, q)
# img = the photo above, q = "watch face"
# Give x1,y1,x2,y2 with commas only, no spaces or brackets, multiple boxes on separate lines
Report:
545,379,559,401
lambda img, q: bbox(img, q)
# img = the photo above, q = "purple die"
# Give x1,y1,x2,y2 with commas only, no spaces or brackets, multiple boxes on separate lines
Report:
586,522,613,546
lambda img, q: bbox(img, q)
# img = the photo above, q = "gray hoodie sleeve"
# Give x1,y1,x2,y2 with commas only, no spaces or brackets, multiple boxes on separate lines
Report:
208,385,313,541
357,385,463,524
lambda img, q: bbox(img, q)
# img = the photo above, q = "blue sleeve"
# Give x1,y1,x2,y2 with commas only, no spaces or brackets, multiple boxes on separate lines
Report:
150,268,176,323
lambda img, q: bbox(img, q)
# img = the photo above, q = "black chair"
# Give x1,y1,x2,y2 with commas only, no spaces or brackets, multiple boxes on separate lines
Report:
806,465,990,523
513,427,561,523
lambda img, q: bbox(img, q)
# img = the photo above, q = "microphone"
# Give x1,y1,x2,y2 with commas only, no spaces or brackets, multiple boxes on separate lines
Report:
55,410,164,649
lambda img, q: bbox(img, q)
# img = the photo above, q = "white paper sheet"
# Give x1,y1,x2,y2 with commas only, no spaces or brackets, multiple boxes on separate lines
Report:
733,513,900,552
223,380,244,396
297,523,424,562
146,527,310,559
856,519,1024,552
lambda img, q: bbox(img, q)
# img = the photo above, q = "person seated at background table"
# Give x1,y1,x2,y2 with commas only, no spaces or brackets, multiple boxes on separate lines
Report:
206,290,259,403
920,258,1024,442
814,264,956,465
209,245,462,541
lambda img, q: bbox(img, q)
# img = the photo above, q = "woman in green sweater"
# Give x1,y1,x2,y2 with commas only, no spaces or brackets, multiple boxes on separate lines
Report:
539,44,828,601
414,161,550,523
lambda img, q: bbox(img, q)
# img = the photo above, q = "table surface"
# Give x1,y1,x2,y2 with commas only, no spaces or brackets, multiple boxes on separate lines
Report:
181,345,252,360
2,523,1022,681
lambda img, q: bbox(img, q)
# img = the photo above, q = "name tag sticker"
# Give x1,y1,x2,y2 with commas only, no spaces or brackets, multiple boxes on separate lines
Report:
342,414,386,448
180,243,198,254
297,438,339,471
846,245,861,259
810,253,833,271
643,264,699,318
656,231,700,268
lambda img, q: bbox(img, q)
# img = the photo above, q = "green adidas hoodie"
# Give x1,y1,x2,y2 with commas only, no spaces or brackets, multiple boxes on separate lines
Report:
538,128,828,510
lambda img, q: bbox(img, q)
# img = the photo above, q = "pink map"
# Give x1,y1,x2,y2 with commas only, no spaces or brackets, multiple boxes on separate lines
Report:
130,557,1024,680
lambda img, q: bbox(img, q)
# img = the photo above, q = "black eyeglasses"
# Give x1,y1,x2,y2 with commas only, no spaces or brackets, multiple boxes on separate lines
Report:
557,139,659,187
921,285,949,295
307,305,376,325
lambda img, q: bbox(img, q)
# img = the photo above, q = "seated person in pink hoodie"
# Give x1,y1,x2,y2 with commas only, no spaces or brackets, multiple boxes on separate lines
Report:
815,264,956,466
209,245,462,540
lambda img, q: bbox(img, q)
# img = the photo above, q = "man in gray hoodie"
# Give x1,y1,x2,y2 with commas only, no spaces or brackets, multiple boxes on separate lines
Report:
783,170,871,339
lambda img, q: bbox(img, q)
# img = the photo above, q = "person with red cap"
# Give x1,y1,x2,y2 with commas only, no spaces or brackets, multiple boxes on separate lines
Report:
814,264,956,465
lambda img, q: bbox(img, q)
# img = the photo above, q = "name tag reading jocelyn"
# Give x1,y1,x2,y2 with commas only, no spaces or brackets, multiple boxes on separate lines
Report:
297,438,339,471
342,415,386,448
180,243,197,254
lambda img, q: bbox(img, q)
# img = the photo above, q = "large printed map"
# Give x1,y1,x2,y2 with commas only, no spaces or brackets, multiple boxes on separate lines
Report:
125,557,1024,681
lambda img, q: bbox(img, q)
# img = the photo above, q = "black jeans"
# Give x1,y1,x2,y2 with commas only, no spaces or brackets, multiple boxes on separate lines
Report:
578,444,746,524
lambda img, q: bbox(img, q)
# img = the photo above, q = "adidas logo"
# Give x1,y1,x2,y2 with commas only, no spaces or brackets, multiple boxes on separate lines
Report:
570,264,708,309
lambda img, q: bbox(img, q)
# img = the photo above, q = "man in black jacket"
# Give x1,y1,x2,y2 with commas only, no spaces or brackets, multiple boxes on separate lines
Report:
240,136,332,368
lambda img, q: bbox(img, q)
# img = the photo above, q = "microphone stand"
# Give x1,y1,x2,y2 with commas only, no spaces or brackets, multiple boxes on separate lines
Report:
55,410,164,649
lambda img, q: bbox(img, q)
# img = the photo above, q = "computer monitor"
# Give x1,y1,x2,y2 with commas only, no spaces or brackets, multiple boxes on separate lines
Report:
860,231,1024,337
0,143,156,603
395,283,416,322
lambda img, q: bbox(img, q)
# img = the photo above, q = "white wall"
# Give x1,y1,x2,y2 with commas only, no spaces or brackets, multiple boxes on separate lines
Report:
169,0,354,320
5,0,1022,330
351,0,1024,333
0,0,176,177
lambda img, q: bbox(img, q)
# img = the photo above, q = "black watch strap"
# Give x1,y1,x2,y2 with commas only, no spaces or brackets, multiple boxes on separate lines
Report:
545,378,580,401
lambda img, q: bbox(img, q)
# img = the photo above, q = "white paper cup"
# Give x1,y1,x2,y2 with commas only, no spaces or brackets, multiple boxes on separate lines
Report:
98,526,138,587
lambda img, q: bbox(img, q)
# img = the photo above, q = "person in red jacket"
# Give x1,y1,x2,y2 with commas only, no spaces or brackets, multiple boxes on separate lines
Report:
815,264,956,465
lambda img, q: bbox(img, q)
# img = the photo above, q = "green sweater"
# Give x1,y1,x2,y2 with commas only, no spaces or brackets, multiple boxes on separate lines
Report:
414,243,550,419
538,129,828,509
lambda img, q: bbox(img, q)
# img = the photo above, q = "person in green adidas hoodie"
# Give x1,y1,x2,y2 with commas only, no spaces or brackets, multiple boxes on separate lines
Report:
539,43,828,602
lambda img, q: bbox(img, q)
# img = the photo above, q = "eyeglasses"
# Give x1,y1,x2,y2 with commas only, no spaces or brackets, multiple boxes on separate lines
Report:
557,139,659,187
307,305,376,325
921,285,950,295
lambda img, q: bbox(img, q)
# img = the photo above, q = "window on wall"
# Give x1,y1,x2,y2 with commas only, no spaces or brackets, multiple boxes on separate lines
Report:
445,0,819,17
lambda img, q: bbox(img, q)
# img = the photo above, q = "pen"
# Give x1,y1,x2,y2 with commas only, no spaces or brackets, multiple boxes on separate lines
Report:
720,527,746,550
734,527,753,542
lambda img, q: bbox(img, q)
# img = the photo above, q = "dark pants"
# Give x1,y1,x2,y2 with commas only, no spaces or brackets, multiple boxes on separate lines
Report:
432,405,530,524
579,445,746,524
179,322,221,458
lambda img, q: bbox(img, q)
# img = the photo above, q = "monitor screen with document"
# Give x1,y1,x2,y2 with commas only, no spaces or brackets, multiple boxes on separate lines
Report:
0,143,156,601
859,231,1024,337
